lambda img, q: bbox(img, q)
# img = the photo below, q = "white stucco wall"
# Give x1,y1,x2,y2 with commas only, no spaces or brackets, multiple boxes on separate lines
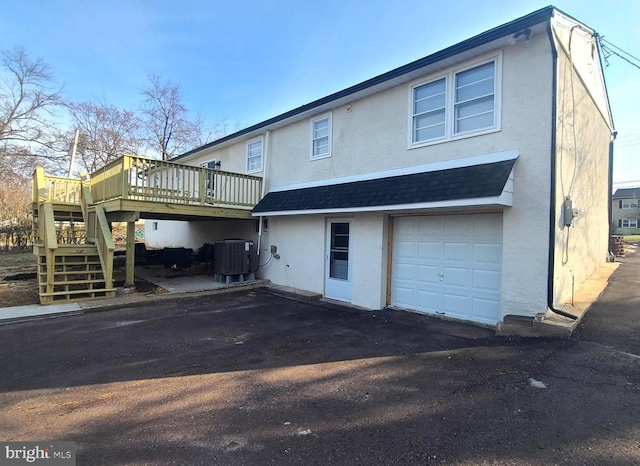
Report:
145,219,257,250
159,19,610,322
175,34,557,317
551,18,613,307
257,215,326,294
350,213,389,310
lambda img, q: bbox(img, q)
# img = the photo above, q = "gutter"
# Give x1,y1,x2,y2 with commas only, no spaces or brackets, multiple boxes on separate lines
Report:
546,16,578,320
608,132,617,238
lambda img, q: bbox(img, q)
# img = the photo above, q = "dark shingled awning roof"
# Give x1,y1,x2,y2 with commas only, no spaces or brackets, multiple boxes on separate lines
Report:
253,158,516,215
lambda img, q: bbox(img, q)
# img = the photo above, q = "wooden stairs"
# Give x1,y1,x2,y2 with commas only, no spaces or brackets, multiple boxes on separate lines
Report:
35,244,116,303
32,169,116,304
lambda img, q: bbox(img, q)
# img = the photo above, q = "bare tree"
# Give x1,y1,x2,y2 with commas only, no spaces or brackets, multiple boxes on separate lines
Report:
0,45,66,165
0,166,32,250
68,101,142,174
140,73,205,160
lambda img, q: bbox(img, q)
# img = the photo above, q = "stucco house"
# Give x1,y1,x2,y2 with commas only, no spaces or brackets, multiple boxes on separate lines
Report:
612,187,640,234
145,6,614,328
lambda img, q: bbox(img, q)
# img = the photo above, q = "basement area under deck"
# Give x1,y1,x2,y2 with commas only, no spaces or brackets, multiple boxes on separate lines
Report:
32,155,263,301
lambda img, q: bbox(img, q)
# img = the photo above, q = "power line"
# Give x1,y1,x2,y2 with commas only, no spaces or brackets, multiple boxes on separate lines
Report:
601,38,640,64
596,34,640,70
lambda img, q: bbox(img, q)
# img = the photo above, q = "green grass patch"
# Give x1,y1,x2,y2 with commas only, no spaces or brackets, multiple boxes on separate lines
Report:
624,235,640,244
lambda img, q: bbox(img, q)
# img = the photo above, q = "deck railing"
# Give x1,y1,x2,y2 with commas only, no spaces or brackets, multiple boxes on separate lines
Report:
89,154,262,209
80,174,114,289
32,166,82,204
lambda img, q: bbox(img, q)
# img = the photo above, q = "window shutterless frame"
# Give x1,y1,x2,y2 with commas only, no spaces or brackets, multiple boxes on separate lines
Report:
246,138,263,173
409,53,501,148
310,113,332,160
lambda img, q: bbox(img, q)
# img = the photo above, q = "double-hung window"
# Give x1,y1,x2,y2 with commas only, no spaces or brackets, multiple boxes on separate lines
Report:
247,139,263,172
413,78,446,142
622,199,639,209
411,58,498,145
311,115,331,159
454,61,495,134
621,219,639,228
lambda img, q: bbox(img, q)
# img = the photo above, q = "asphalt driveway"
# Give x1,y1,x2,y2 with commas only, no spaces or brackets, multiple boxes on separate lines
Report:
1,256,640,465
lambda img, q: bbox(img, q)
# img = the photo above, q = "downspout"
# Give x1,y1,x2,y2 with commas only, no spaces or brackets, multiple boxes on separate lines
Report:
546,18,578,320
608,132,617,241
256,130,270,256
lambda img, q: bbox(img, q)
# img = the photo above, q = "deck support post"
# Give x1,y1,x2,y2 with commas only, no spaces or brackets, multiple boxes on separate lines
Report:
125,221,136,287
118,212,139,288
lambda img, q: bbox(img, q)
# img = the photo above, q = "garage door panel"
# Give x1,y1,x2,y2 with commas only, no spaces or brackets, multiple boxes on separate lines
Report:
416,290,442,313
472,297,501,323
473,269,501,292
394,262,416,281
444,216,474,237
391,213,503,325
393,286,415,308
444,242,472,262
418,241,442,260
417,265,440,284
395,217,418,239
418,216,444,236
473,243,501,265
443,267,470,287
443,293,470,317
395,240,417,258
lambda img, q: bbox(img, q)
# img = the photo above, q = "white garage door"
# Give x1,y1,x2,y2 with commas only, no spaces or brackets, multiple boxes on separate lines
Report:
391,213,503,325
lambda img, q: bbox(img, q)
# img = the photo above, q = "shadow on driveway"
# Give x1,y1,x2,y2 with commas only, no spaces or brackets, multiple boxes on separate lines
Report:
2,289,639,465
0,290,532,392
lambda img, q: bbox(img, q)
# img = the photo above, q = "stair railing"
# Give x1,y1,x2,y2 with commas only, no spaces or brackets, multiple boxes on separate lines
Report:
80,173,115,290
40,202,58,296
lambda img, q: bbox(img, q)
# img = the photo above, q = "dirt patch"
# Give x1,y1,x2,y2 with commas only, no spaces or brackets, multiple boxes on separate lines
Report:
0,252,39,307
0,251,166,307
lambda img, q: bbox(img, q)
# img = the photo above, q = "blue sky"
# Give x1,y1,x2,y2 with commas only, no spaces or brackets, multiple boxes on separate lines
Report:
1,0,638,186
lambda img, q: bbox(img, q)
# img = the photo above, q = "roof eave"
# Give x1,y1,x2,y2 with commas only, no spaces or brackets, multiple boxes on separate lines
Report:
175,6,555,161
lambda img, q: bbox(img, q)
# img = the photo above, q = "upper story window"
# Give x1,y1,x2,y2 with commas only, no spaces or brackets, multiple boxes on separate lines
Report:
454,61,495,134
621,199,639,209
311,114,331,159
200,160,220,170
411,57,499,146
413,78,446,142
247,139,263,173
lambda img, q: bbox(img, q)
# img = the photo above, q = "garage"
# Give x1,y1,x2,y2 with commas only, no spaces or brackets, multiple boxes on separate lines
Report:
391,213,503,325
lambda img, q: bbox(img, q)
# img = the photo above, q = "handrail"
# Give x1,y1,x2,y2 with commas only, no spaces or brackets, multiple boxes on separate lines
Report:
40,202,58,296
32,167,82,204
33,156,263,211
41,203,58,252
89,154,262,207
80,173,114,290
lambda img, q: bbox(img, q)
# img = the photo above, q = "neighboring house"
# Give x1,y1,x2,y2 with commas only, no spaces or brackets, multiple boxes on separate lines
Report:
612,187,640,234
146,6,614,327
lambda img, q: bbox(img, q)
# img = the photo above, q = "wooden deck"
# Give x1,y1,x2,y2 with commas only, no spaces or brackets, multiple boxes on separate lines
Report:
88,154,262,220
33,155,263,220
31,155,263,303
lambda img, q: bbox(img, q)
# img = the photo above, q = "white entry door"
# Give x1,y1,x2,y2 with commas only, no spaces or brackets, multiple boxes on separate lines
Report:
391,214,503,325
325,219,352,302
